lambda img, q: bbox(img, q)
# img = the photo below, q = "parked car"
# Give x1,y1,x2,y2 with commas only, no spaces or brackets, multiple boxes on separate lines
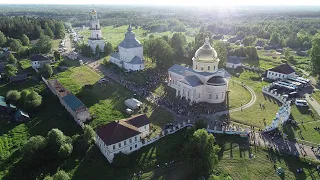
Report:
288,92,298,98
295,99,308,107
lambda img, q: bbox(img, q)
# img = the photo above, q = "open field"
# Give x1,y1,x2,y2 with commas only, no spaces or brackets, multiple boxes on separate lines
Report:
229,71,280,128
218,145,320,180
78,25,197,47
228,81,252,109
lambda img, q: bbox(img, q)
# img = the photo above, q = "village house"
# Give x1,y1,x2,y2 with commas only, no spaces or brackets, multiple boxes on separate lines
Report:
225,56,246,69
9,74,28,84
95,114,150,163
266,63,296,80
31,54,57,69
46,79,91,122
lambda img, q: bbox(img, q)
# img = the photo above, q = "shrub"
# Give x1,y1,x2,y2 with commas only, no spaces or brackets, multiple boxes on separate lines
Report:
24,91,42,110
58,143,73,158
52,170,70,180
23,135,46,158
6,90,21,102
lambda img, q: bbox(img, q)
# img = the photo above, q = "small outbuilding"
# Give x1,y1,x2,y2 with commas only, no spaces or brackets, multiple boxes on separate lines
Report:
226,56,246,69
14,109,30,122
125,98,142,110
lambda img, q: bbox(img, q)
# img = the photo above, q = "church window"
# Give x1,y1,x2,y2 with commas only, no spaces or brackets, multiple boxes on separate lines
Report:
214,66,216,70
216,94,218,99
96,34,99,39
124,140,127,146
198,94,200,98
209,94,212,99
96,25,98,29
130,146,132,150
135,144,138,148
129,139,132,143
113,145,115,150
201,66,203,70
135,137,137,141
183,89,185,95
221,93,224,98
196,65,198,69
208,66,210,71
118,142,121,148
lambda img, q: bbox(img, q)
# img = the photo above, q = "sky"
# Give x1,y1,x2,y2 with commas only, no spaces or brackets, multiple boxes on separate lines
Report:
1,0,320,6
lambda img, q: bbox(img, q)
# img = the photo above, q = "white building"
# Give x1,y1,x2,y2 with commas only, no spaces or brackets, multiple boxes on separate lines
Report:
31,54,57,69
225,56,246,69
110,25,144,71
168,37,230,104
88,9,105,53
95,114,150,163
266,63,296,80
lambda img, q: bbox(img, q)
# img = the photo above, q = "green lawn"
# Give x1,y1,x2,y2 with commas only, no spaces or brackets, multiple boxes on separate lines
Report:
229,71,280,128
218,145,320,180
312,90,320,104
228,81,252,109
53,65,173,130
18,59,31,70
78,25,196,47
52,39,62,51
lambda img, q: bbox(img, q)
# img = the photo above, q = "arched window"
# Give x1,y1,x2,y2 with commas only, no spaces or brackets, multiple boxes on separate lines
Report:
201,66,203,70
214,66,216,70
208,66,210,71
209,94,212,99
216,94,218,99
196,65,198,69
221,93,224,98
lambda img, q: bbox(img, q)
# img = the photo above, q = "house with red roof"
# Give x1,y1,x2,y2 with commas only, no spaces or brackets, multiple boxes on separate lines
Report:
95,114,150,163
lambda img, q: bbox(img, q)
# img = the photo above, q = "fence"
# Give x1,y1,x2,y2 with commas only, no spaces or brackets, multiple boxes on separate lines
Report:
262,84,291,132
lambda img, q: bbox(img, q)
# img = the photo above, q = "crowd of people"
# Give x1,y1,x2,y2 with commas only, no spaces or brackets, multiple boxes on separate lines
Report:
104,66,229,117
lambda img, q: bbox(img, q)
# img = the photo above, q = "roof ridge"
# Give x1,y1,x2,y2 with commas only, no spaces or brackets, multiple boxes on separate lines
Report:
119,120,140,132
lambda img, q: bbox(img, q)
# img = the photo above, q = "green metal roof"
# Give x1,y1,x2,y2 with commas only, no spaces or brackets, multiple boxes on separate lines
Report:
0,96,7,107
62,94,86,112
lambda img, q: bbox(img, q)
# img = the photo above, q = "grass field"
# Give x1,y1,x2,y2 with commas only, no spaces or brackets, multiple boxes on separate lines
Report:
53,65,173,130
228,81,252,109
311,90,320,104
218,145,320,180
78,25,196,47
229,71,280,128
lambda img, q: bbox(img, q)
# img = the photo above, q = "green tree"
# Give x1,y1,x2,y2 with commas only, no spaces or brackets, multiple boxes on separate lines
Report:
81,44,93,57
54,22,66,39
8,53,17,65
83,125,95,145
245,46,259,60
45,24,54,39
104,42,113,55
0,31,7,47
54,51,62,61
47,128,66,150
310,33,320,75
170,33,187,58
21,34,30,46
20,89,31,102
10,39,23,53
242,36,256,46
184,129,220,176
24,91,42,110
52,170,70,180
41,64,53,78
23,135,46,158
95,45,101,56
6,90,21,102
284,49,290,59
4,64,17,77
195,119,208,130
286,33,300,48
269,32,281,45
214,41,228,67
144,38,174,69
35,35,52,54
58,143,73,158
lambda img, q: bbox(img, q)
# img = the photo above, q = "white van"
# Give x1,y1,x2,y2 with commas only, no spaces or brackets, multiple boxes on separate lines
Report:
295,99,308,107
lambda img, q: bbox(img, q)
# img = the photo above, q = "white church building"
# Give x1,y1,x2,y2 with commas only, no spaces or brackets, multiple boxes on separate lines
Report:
88,9,105,53
110,25,144,71
168,37,230,104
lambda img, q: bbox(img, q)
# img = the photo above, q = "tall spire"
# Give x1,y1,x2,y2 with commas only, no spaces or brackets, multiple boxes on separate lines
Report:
204,36,210,45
